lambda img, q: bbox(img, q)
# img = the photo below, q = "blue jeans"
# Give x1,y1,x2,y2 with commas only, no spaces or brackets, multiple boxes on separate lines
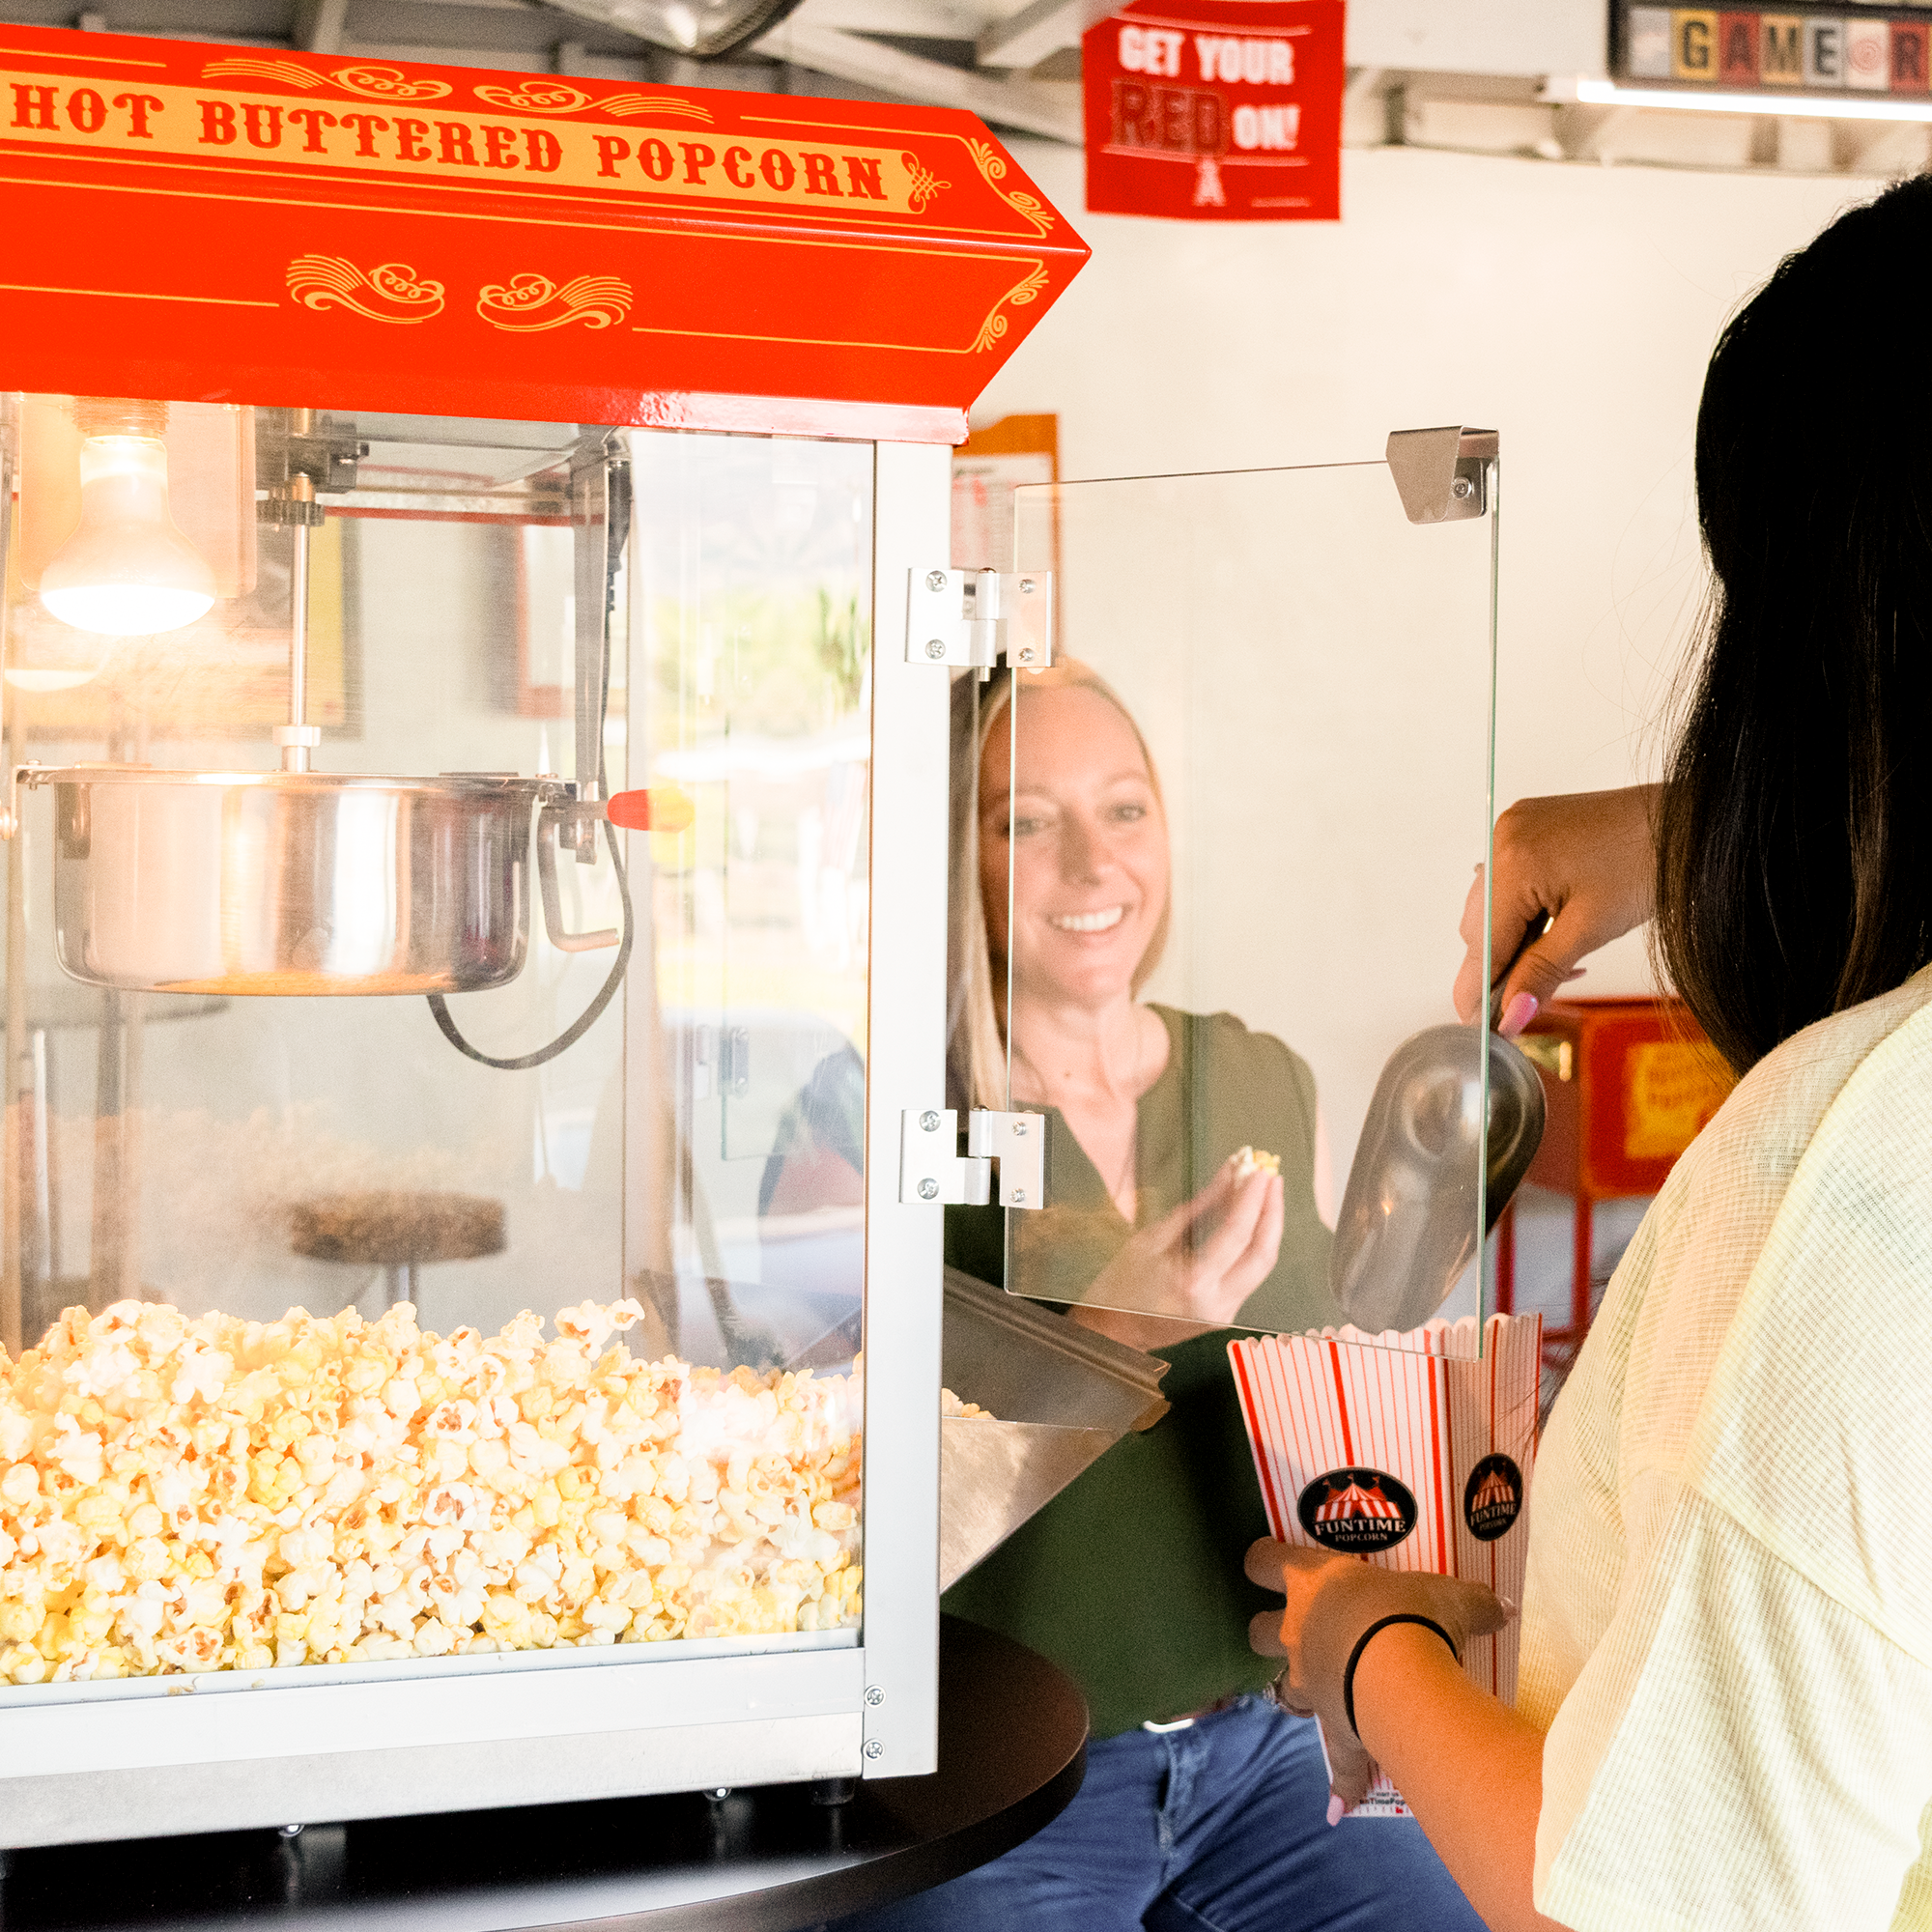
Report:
827,1697,1487,1932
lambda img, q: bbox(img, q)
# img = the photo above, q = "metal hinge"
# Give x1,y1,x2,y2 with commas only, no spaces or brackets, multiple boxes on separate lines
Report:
1385,426,1497,525
968,1109,1043,1208
905,569,1053,670
898,1107,1045,1208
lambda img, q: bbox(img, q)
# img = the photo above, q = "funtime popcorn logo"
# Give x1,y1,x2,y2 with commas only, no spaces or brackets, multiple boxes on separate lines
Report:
1463,1453,1523,1544
1296,1466,1417,1554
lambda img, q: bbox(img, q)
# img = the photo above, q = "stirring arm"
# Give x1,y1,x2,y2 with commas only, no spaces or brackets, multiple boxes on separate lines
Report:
536,804,618,952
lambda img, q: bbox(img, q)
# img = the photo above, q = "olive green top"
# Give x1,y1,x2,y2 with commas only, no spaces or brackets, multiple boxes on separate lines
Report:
941,1006,1344,1737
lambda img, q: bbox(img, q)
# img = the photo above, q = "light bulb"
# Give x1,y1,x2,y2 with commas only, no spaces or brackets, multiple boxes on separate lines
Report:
6,666,99,692
39,435,216,637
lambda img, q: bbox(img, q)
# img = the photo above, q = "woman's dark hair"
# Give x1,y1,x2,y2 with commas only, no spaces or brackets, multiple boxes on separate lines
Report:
1658,176,1932,1073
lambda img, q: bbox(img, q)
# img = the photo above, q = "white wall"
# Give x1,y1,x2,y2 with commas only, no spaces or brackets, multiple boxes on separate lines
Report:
976,141,1884,1006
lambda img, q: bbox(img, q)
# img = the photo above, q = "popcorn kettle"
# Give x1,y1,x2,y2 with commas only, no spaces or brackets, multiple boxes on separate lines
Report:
8,409,676,1072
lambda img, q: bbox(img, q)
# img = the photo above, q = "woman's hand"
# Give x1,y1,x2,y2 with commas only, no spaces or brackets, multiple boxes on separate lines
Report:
1245,1538,1510,1811
1455,785,1661,1034
1247,1540,1562,1932
1071,1158,1283,1347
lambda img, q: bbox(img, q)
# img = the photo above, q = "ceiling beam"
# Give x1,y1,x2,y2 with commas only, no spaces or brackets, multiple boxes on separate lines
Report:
975,0,1108,71
1349,0,1605,79
292,0,350,54
753,18,1081,138
788,0,987,40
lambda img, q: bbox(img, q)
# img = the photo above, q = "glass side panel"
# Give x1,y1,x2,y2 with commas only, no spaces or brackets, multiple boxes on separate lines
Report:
990,458,1499,1350
625,429,871,1373
0,398,867,1696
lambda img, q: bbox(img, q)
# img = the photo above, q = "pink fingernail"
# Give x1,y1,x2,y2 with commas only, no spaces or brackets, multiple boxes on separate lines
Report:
1326,1794,1346,1827
1499,992,1539,1037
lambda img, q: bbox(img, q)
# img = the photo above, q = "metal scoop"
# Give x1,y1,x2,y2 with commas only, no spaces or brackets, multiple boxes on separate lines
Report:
1329,1012,1547,1336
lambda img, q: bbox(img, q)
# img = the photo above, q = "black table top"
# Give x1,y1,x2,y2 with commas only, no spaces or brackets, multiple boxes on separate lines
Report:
0,1617,1087,1932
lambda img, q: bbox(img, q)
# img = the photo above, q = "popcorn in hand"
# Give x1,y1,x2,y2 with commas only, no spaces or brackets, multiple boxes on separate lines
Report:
0,1299,863,1686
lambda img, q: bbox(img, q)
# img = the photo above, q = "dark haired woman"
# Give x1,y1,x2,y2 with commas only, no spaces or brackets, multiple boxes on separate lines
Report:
1249,176,1932,1932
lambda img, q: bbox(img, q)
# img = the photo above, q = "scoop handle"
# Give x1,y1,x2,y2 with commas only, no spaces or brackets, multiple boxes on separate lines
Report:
1486,914,1552,1030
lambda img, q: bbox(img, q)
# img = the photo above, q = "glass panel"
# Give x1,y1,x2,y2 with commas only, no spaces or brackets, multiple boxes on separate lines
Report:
0,398,867,1694
626,429,872,1365
989,457,1498,1348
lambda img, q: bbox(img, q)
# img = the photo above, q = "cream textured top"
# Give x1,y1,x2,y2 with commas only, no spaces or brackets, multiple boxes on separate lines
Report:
1519,964,1932,1931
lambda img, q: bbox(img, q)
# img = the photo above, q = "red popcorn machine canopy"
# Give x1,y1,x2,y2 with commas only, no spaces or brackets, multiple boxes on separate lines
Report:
0,23,1089,440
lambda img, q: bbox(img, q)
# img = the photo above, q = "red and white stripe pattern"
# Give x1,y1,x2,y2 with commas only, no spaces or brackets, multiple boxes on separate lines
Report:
1229,1315,1542,1704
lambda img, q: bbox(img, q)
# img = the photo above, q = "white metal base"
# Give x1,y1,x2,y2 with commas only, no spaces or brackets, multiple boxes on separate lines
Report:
0,1710,863,1848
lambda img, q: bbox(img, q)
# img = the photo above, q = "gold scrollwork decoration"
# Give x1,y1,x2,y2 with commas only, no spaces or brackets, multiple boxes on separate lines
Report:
971,262,1049,353
475,272,634,333
202,57,327,89
473,80,593,113
470,81,714,122
331,64,453,101
597,91,714,122
965,139,1054,239
900,152,951,213
286,256,447,325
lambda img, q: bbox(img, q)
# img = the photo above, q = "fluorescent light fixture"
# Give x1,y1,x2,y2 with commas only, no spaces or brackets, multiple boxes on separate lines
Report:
1558,74,1932,123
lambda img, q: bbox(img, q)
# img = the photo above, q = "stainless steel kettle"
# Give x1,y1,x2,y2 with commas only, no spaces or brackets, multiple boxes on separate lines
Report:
28,766,606,998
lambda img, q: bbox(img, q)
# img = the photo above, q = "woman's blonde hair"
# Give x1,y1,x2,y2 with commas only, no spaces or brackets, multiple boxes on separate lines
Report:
947,660,1171,1112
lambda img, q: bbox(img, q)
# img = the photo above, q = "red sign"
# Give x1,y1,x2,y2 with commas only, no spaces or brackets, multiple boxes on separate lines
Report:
0,24,1090,441
1083,0,1343,221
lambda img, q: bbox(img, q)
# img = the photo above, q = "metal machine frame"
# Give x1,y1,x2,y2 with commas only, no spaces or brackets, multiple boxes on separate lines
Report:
0,22,1089,1842
0,437,950,1842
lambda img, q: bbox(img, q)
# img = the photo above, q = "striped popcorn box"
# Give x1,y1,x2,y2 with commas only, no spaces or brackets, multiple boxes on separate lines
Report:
1229,1314,1542,1815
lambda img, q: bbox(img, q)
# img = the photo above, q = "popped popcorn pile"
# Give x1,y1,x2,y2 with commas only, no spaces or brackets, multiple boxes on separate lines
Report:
1230,1145,1282,1180
0,1296,862,1687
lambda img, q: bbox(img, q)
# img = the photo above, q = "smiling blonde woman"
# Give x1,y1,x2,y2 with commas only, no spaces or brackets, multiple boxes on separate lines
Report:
946,658,1342,1344
828,664,1487,1932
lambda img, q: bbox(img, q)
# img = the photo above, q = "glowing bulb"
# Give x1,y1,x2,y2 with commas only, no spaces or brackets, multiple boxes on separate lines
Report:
5,667,99,692
39,435,216,637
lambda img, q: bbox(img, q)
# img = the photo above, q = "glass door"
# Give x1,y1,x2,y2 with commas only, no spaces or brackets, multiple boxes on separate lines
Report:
963,440,1504,1350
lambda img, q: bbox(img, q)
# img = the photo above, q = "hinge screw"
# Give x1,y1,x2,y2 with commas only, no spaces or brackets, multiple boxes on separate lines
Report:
866,1686,885,1706
1018,647,1035,663
864,1740,885,1760
1451,477,1474,499
1019,578,1036,593
925,570,948,591
1010,1120,1027,1136
918,1178,939,1200
1010,1187,1027,1204
920,1110,940,1131
924,639,947,660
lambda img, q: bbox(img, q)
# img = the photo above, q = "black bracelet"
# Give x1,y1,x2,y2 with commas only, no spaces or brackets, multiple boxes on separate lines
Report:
1341,1613,1460,1741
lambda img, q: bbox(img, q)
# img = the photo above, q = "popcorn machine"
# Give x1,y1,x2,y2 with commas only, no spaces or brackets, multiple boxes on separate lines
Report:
0,24,1087,1846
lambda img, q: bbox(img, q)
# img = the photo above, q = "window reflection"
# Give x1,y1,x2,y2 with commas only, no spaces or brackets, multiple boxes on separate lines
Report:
953,663,1343,1338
